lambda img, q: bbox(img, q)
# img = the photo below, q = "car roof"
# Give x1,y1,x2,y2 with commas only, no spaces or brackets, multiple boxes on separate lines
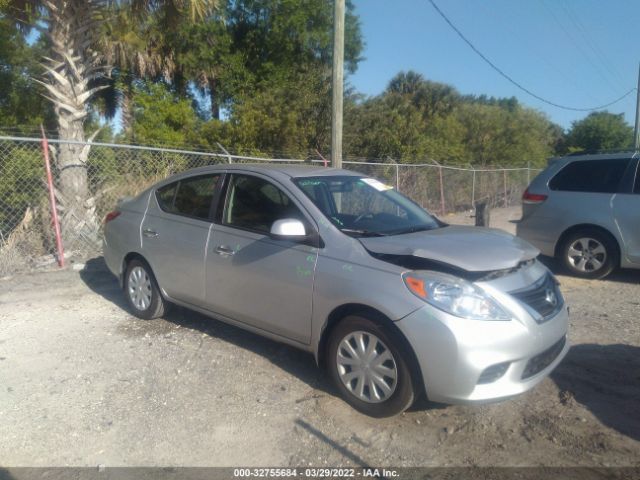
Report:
175,163,363,178
549,151,639,163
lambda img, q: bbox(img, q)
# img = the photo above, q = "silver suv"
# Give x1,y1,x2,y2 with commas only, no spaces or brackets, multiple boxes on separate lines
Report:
104,165,568,417
517,152,640,279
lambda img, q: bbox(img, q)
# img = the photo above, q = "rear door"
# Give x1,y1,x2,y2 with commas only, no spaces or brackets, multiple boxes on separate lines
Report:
205,173,317,344
612,158,640,264
545,158,631,235
141,173,221,304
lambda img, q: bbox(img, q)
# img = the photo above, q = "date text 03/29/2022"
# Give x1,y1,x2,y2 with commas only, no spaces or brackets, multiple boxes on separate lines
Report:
233,468,400,478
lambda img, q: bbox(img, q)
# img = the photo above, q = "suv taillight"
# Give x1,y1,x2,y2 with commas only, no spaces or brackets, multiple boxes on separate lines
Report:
105,211,121,223
522,189,547,204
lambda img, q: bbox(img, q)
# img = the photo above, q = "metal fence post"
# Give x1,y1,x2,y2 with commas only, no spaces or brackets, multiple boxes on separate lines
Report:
395,163,399,191
527,161,531,185
503,169,508,207
471,169,476,208
439,165,445,216
217,142,232,164
40,126,65,268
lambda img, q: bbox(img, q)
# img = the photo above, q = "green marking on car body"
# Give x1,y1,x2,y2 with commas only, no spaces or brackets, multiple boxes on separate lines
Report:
296,266,312,278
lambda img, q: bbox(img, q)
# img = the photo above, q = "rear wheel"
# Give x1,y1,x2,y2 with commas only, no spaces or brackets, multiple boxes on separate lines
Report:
124,259,167,319
559,229,618,279
327,315,416,417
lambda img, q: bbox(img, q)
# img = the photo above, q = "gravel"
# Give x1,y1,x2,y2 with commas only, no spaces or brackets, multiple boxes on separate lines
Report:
0,210,638,467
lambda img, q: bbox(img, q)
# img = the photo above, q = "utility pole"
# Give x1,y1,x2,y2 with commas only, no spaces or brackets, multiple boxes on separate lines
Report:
331,0,345,168
634,62,640,150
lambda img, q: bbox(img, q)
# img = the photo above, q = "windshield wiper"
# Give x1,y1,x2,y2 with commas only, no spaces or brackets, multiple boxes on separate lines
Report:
388,225,436,235
340,228,388,237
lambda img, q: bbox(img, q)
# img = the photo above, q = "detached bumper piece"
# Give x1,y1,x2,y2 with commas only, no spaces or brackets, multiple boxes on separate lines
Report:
522,335,567,380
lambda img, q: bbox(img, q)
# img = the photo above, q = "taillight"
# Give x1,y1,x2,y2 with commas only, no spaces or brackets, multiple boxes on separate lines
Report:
104,211,121,223
522,189,547,204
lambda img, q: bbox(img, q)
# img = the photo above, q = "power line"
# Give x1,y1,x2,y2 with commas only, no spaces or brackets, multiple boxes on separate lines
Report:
427,0,637,112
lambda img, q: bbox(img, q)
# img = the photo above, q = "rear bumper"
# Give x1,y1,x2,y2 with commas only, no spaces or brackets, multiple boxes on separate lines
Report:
516,219,557,257
396,303,569,405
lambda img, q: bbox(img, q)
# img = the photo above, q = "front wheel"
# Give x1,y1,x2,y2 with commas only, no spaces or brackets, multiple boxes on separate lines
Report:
327,315,416,417
124,259,167,319
559,229,618,279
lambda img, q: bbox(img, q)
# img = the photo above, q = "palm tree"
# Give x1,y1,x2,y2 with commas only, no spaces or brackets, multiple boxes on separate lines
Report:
3,0,215,246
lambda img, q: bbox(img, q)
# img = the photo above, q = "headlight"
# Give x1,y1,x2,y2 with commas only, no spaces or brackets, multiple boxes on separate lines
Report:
402,271,511,321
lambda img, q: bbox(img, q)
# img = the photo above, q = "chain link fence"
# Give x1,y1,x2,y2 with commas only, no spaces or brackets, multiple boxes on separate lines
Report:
0,136,538,275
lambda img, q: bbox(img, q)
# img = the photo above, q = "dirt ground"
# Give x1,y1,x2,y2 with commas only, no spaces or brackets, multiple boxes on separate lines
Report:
0,208,639,468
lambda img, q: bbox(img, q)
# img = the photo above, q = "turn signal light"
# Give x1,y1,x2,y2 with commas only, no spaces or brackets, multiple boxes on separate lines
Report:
404,275,427,299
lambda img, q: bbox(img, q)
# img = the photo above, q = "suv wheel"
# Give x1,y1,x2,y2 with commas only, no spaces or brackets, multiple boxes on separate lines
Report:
124,259,167,319
327,315,416,417
559,229,617,279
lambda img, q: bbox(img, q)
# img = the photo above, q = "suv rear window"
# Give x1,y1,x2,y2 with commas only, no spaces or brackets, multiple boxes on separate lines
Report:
549,159,630,193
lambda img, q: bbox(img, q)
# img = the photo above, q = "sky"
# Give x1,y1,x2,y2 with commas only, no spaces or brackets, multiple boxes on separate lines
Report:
349,0,639,130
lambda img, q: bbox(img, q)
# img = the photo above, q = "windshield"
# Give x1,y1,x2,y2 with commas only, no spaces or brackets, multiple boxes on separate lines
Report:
293,176,441,236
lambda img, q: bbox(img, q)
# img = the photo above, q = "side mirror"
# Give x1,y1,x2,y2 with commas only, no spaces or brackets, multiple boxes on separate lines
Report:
270,218,307,238
270,218,324,248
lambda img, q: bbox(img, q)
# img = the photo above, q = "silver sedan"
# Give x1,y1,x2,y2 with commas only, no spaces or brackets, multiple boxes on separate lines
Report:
104,165,569,417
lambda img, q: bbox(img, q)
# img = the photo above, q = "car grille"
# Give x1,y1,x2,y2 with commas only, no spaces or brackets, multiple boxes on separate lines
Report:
510,274,563,323
522,336,567,379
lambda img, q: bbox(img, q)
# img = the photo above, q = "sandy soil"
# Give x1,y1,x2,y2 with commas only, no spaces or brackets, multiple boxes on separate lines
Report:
0,210,638,467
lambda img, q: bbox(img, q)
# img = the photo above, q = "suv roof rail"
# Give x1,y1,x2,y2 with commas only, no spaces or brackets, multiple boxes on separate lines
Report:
565,148,639,156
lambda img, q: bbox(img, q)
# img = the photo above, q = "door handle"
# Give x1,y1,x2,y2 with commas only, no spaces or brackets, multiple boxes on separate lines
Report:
142,228,159,238
215,245,235,257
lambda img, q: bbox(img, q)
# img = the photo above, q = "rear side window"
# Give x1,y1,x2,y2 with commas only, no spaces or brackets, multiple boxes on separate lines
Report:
635,162,640,194
549,159,630,193
156,174,220,220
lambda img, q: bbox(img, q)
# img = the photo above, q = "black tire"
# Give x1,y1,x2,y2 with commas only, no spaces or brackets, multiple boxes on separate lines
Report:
327,315,416,417
559,229,618,279
124,258,167,319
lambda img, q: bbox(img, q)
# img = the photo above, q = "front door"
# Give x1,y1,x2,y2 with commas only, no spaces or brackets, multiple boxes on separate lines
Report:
205,173,317,344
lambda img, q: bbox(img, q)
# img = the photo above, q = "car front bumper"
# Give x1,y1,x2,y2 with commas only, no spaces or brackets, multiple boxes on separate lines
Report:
396,302,569,404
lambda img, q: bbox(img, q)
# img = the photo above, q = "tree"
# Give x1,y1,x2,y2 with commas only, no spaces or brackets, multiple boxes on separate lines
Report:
0,17,54,133
564,111,634,153
3,0,215,247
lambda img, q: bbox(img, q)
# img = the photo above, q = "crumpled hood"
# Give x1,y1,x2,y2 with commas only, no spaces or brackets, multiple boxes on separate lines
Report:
359,225,539,272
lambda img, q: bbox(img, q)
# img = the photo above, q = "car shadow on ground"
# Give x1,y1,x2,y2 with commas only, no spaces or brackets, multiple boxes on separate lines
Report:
79,258,333,397
79,257,446,413
551,343,640,442
538,255,640,285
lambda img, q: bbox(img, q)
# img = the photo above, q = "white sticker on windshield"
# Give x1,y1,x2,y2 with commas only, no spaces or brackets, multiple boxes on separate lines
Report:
361,178,393,191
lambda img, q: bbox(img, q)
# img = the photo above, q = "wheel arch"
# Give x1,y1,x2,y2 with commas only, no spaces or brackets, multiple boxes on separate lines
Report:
316,303,425,396
554,223,621,266
121,252,155,288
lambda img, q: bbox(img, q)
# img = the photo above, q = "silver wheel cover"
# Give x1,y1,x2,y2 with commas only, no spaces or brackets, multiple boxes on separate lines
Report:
567,237,607,272
128,266,152,311
336,330,398,403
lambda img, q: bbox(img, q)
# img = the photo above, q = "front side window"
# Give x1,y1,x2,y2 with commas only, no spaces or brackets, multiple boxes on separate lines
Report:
294,176,440,236
549,159,630,193
156,174,220,220
224,174,304,233
634,162,640,194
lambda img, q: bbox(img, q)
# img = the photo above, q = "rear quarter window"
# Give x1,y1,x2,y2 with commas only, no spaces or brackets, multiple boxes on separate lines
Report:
549,158,630,193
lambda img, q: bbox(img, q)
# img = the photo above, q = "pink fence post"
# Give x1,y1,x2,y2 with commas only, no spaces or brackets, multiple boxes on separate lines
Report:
40,125,65,267
315,149,328,167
